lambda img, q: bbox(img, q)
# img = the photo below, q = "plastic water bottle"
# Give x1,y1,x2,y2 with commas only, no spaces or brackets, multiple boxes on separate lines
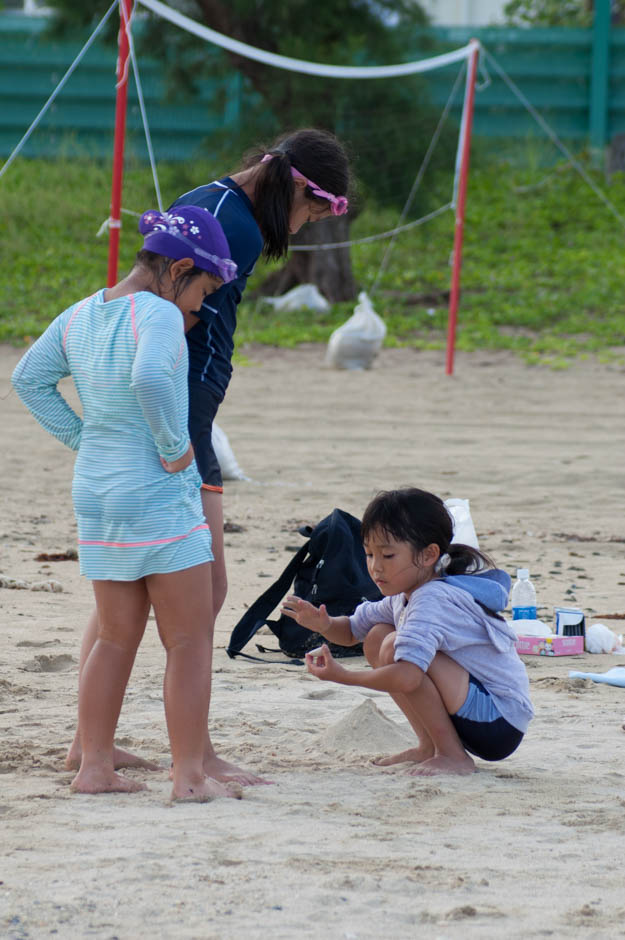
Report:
511,569,537,620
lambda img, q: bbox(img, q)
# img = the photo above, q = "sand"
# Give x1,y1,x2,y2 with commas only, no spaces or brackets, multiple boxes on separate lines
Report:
1,342,625,939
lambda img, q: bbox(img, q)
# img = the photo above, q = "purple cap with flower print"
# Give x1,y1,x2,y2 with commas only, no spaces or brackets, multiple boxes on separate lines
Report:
139,207,237,284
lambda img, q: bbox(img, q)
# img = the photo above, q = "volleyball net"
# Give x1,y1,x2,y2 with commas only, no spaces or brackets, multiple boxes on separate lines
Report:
107,0,479,375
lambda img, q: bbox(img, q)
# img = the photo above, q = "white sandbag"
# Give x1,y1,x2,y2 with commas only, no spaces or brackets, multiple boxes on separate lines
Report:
444,497,479,549
211,422,249,481
263,283,330,313
325,291,386,370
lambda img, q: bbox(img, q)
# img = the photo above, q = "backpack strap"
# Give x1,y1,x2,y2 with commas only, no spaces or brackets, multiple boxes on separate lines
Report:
226,647,305,667
226,540,311,658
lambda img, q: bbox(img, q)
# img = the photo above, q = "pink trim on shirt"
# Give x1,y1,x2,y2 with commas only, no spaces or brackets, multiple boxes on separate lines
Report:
62,296,92,353
130,294,138,343
79,523,209,548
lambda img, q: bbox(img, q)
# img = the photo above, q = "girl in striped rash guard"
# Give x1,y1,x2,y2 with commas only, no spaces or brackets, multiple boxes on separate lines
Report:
12,207,240,803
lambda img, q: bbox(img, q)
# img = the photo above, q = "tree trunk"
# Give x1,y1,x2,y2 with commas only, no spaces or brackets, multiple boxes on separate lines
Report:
259,216,358,301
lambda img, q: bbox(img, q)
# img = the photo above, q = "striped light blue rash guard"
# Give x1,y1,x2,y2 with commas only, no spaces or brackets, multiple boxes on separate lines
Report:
11,290,213,581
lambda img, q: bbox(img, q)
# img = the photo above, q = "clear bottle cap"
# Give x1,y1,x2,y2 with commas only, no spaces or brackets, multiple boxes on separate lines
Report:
517,568,530,579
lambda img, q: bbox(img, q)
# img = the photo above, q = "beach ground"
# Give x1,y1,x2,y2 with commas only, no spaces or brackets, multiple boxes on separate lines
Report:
1,343,624,939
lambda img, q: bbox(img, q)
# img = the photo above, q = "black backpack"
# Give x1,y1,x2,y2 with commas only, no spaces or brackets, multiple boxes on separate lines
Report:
226,509,382,663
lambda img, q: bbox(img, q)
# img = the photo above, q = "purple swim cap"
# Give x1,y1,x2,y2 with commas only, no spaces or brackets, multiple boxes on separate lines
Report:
139,207,237,284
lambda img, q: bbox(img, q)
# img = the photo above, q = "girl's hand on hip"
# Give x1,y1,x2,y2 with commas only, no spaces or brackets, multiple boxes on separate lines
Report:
160,443,194,474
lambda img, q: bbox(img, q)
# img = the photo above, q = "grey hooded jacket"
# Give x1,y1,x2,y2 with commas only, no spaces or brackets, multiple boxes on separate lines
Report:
350,569,533,733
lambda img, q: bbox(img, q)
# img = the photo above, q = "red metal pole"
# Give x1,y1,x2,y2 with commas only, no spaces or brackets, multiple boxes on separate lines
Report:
445,39,479,376
107,0,133,287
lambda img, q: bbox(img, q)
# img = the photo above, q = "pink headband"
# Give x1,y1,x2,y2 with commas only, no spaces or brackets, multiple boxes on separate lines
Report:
261,153,348,216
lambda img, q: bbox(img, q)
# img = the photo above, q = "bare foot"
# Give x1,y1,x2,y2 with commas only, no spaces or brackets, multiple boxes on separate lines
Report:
408,754,476,777
203,754,272,786
70,768,147,794
373,745,434,767
170,754,273,786
65,744,160,773
171,776,244,803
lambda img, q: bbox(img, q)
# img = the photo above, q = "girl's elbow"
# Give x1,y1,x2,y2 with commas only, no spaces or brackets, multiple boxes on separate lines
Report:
11,374,32,396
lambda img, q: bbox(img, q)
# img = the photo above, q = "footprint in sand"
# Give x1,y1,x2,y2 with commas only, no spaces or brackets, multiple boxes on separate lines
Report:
533,677,594,694
565,903,610,928
561,808,622,831
16,639,60,649
446,905,506,921
447,905,477,920
22,653,76,673
407,783,444,800
0,678,30,698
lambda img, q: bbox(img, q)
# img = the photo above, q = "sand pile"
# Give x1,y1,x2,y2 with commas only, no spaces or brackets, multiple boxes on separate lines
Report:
318,697,415,754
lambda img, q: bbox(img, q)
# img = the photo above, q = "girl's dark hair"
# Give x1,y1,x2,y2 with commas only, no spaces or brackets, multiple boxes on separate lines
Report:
361,487,493,576
135,249,210,300
240,128,351,261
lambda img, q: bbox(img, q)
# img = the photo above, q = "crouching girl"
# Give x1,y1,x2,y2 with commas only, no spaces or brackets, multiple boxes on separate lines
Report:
281,487,533,776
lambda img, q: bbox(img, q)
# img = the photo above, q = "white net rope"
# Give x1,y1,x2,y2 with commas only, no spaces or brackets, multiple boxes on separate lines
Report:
137,0,474,78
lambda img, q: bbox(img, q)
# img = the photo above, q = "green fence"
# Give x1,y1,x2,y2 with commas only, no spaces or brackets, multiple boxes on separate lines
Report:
428,19,623,151
0,12,244,161
1,11,623,163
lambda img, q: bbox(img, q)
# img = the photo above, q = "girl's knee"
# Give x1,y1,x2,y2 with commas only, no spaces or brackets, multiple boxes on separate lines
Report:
363,623,395,666
212,569,228,619
97,619,146,653
160,629,212,656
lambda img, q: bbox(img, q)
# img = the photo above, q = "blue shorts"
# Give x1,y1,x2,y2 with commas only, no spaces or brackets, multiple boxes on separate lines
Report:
188,381,223,491
450,676,524,762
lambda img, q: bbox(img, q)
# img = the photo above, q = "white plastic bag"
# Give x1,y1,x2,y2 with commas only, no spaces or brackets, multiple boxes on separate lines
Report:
211,422,249,481
444,498,479,549
263,283,329,313
508,618,552,638
325,291,386,370
585,622,622,654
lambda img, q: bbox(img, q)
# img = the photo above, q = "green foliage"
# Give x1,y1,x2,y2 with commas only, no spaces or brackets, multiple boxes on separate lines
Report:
504,1,592,26
3,155,625,367
504,1,625,27
238,154,625,364
0,156,211,343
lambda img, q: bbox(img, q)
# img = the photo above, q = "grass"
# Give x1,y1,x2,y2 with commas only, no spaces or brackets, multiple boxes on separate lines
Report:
2,153,625,365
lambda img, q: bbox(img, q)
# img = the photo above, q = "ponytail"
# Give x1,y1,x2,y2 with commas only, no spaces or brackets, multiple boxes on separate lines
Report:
250,150,294,261
442,543,494,576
